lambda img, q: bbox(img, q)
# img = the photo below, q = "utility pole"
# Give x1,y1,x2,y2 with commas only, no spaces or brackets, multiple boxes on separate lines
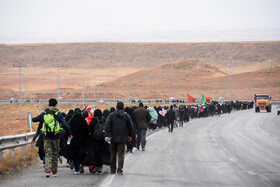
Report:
160,69,163,97
198,66,201,101
172,66,175,98
270,60,272,98
54,64,63,108
13,63,26,120
97,85,99,108
228,64,231,101
104,84,107,109
116,71,119,98
192,68,195,97
127,78,130,102
277,65,279,100
87,73,90,99
252,65,254,99
145,70,147,97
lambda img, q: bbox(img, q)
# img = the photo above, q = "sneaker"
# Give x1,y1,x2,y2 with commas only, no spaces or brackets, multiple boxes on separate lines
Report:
91,167,99,174
52,172,57,177
79,165,84,173
130,150,133,153
46,172,50,178
66,163,70,168
142,147,145,151
98,171,103,175
117,169,123,175
74,171,79,175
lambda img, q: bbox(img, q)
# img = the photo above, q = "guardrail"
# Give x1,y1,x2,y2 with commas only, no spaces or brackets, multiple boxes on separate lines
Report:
0,132,36,160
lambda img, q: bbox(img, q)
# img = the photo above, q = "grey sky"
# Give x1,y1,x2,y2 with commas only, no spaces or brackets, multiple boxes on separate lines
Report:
0,0,280,43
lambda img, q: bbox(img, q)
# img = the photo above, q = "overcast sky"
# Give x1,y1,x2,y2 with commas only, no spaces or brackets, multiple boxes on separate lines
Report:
0,0,280,43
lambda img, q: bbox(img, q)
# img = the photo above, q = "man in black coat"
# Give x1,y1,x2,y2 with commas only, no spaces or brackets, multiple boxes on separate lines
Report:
134,102,151,151
105,102,133,175
166,105,176,132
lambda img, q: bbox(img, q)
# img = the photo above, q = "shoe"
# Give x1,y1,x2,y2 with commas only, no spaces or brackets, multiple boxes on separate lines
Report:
66,163,70,168
142,147,145,151
91,167,99,174
74,171,79,175
52,172,57,177
117,169,123,175
59,157,62,164
126,149,129,153
110,170,116,174
46,172,50,178
89,166,94,173
130,150,133,153
98,171,103,175
79,165,84,173
70,162,74,170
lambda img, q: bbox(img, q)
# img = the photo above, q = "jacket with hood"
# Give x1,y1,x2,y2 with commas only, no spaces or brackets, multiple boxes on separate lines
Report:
134,107,151,129
32,106,72,140
105,110,133,144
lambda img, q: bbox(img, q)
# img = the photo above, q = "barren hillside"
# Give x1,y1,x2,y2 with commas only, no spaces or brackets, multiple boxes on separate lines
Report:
1,41,280,73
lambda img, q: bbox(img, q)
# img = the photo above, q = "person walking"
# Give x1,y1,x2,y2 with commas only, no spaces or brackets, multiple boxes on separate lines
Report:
67,108,89,175
105,102,133,175
166,105,176,132
32,98,72,178
134,102,151,151
83,109,110,175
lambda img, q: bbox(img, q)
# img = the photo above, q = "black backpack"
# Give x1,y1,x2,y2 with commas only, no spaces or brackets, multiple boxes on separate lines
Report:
94,119,105,140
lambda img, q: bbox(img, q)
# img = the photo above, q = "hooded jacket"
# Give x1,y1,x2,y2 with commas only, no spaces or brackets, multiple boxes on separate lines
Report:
105,110,133,144
134,107,151,129
32,106,72,140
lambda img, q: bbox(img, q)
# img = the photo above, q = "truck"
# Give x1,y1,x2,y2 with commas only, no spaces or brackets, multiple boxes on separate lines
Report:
254,94,271,113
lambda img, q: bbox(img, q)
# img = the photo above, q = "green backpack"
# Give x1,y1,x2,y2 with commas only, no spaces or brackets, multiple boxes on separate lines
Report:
41,109,63,137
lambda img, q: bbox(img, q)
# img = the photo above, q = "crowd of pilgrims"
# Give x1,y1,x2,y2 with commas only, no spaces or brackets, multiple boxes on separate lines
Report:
33,100,254,175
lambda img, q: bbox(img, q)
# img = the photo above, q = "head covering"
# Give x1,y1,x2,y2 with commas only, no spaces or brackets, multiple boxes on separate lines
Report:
94,109,103,118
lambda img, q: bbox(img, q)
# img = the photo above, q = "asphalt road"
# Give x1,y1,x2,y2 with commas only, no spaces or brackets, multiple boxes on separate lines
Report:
1,107,280,187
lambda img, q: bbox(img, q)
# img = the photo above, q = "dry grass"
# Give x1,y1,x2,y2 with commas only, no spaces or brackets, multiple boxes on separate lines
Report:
0,144,38,176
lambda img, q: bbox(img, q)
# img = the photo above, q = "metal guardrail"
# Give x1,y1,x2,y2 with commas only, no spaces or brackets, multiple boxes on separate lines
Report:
0,132,36,160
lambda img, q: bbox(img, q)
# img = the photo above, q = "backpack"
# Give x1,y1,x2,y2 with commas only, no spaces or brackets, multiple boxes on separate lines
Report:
94,119,105,140
41,109,62,137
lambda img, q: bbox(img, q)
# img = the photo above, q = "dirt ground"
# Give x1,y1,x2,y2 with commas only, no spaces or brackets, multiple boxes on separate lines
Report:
1,41,280,136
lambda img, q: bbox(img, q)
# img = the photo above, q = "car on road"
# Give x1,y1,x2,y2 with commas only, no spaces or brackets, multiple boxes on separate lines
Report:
276,106,280,115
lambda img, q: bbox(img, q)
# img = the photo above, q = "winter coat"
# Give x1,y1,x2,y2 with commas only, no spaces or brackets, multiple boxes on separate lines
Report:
134,107,151,129
105,110,133,144
166,109,176,123
67,114,89,161
83,117,110,166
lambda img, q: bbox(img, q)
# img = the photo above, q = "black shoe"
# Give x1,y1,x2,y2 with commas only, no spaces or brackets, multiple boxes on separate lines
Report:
130,150,133,153
126,149,129,153
110,170,116,174
79,165,84,173
142,147,145,151
117,169,123,175
70,161,74,170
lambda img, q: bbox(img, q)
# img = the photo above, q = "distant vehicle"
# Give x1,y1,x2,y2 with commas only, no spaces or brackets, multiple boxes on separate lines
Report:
9,98,16,103
276,106,280,115
98,100,104,103
219,97,225,101
254,94,271,112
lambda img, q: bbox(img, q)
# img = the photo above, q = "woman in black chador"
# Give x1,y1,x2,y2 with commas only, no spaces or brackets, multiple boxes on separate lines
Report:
83,109,110,175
